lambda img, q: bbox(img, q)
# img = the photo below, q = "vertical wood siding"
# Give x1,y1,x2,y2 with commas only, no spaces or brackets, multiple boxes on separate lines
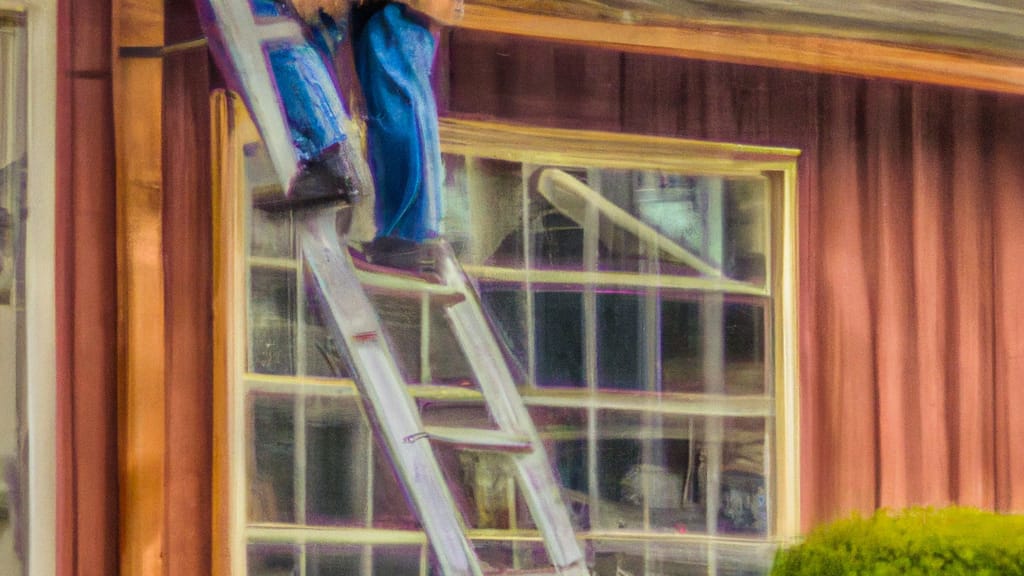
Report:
443,28,1024,527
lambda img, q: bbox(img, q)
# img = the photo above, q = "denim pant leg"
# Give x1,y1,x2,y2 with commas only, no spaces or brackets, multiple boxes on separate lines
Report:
264,9,351,163
355,3,443,243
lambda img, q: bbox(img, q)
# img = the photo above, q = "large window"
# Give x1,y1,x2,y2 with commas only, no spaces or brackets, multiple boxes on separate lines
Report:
216,93,799,576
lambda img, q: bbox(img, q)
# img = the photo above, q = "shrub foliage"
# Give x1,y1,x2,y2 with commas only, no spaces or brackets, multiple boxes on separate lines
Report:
771,507,1024,576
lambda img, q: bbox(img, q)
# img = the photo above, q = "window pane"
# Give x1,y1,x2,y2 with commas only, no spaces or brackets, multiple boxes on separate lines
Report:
596,292,644,390
441,156,525,268
306,545,362,575
592,412,769,537
370,546,423,576
475,541,551,574
644,540,776,576
591,542,646,576
303,279,349,378
478,285,529,382
247,544,298,576
305,396,369,527
661,297,768,396
249,267,296,375
534,290,583,388
248,393,296,523
370,437,419,530
368,294,422,383
527,406,588,530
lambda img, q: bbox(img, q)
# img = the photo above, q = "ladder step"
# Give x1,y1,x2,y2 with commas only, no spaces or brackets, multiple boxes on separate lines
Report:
485,565,590,576
349,249,466,303
483,565,557,569
420,426,533,453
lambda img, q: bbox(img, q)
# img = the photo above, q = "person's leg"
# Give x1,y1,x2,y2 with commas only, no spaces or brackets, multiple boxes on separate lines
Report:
199,0,370,206
267,8,377,206
354,2,443,244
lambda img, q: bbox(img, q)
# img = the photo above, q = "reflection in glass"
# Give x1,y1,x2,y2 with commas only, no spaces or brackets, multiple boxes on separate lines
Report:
586,412,768,537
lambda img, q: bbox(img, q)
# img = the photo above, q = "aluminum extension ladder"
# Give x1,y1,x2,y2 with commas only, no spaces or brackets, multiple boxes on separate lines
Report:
198,0,590,573
302,211,589,576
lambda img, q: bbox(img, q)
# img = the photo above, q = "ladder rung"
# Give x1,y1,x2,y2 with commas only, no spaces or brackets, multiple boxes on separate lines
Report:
485,567,588,576
350,252,466,303
488,562,591,576
483,565,557,569
420,426,533,453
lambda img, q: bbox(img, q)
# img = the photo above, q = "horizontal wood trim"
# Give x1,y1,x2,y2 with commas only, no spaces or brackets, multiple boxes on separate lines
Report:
458,4,1024,96
465,0,1024,60
439,118,799,170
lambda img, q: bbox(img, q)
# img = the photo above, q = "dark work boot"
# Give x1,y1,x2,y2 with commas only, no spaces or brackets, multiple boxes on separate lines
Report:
288,143,365,205
363,236,444,277
258,143,367,211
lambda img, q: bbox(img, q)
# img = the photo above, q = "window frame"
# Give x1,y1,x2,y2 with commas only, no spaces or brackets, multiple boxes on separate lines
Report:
438,118,801,544
214,92,800,575
0,1,57,574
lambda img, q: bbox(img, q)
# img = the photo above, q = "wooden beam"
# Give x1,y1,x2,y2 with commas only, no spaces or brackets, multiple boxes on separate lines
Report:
57,0,119,569
112,0,166,572
459,4,1024,96
163,43,213,576
467,0,1024,60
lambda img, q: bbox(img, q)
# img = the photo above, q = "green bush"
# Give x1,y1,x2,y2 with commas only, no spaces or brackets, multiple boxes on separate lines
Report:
771,507,1024,576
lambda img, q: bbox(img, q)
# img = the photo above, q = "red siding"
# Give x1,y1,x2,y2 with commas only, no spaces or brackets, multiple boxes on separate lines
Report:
443,28,1024,527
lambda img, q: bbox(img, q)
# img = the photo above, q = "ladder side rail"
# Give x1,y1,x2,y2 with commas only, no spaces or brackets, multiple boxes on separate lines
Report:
436,247,589,575
205,0,303,184
300,212,484,576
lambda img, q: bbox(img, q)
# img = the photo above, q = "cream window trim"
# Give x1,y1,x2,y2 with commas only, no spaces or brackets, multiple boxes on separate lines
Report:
456,3,1024,97
438,117,801,541
214,95,802,574
1,1,57,574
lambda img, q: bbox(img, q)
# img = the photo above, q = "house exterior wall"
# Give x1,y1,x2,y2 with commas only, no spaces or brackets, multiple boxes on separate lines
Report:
441,28,1024,529
55,0,118,571
52,3,1024,573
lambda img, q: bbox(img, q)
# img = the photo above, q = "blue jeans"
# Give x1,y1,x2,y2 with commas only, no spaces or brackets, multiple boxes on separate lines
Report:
354,3,443,243
253,1,443,242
